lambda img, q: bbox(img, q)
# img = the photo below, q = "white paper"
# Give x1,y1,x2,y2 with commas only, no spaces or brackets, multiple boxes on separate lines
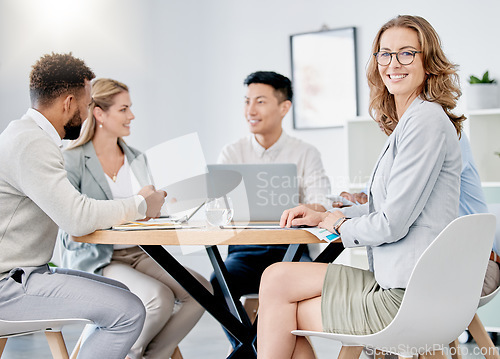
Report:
144,132,207,189
303,227,340,243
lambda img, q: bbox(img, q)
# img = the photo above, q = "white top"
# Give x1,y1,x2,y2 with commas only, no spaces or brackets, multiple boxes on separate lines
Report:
218,131,331,209
27,108,63,148
106,159,142,249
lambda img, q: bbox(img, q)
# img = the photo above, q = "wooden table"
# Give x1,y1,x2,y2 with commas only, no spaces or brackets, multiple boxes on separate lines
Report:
75,225,342,358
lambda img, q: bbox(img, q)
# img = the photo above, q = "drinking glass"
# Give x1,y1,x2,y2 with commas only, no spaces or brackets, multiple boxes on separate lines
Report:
205,196,234,226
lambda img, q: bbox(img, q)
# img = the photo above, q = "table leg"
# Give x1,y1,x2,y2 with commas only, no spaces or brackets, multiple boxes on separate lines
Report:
314,242,345,263
140,245,257,358
140,241,345,359
282,243,306,262
206,246,254,328
206,245,258,357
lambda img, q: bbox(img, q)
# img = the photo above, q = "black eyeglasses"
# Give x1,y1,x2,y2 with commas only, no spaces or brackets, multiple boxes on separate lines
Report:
373,50,422,66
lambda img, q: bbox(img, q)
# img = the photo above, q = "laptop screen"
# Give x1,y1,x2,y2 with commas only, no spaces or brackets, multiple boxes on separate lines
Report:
207,163,299,222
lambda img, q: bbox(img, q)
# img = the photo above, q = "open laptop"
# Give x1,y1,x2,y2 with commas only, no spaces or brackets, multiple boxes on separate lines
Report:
207,163,299,225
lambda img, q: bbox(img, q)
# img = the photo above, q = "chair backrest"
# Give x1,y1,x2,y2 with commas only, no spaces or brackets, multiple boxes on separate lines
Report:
488,203,500,263
0,318,92,338
369,214,496,354
478,204,500,307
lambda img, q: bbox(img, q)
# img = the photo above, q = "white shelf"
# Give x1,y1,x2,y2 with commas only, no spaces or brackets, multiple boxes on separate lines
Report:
481,182,500,188
467,108,500,116
345,116,373,123
468,110,500,184
344,112,500,192
345,116,387,192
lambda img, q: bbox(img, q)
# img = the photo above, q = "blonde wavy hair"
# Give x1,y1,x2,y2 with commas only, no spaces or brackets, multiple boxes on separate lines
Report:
67,78,129,149
366,15,465,136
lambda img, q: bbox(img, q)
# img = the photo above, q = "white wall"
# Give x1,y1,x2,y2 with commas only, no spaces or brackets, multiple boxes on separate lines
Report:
1,0,499,193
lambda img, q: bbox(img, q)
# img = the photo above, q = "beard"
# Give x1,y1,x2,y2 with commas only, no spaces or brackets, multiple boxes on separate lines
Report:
63,108,83,140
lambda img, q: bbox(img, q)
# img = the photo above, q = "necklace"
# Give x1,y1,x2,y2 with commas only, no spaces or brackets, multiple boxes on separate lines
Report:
96,145,124,183
110,157,124,182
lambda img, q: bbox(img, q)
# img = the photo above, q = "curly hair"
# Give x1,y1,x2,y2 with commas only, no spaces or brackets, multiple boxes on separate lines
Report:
67,78,129,149
29,53,95,106
366,15,465,136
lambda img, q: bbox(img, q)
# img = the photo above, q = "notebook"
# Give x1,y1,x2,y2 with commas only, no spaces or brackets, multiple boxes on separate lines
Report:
207,163,299,223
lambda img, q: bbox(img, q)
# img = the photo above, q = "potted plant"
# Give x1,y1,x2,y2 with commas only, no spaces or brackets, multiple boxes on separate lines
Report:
467,71,499,110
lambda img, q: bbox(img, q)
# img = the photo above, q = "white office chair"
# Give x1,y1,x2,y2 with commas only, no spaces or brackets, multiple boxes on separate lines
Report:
450,284,500,359
450,204,500,359
0,318,92,359
69,324,184,359
292,214,496,359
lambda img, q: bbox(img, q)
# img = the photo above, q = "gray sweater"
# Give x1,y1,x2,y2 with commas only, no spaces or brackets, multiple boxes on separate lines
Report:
0,114,145,279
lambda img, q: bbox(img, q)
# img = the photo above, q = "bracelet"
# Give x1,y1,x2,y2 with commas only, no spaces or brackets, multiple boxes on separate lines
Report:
332,216,350,235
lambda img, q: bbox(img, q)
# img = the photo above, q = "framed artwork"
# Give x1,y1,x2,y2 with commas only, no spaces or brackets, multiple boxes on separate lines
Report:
290,27,358,129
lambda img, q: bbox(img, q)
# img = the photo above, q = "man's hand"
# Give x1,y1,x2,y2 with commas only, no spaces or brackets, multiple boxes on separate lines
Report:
138,185,167,220
280,204,328,228
346,191,367,204
332,191,368,208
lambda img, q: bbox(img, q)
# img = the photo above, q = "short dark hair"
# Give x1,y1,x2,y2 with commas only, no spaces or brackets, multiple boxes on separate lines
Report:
29,53,96,106
244,71,293,103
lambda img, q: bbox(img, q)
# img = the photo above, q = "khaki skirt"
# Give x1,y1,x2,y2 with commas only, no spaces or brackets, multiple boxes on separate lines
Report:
321,263,405,335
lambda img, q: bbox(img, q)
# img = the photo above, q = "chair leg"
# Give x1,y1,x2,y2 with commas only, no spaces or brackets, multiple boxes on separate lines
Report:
419,350,447,359
0,338,7,357
171,345,183,359
338,345,363,359
468,313,500,359
69,331,84,359
448,339,462,359
45,331,69,359
242,296,259,323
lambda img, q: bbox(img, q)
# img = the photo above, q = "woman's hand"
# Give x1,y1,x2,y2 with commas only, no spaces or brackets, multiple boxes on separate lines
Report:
280,205,328,228
318,210,345,233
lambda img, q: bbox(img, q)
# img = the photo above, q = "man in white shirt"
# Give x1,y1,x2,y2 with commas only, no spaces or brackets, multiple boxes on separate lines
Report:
213,71,331,348
0,53,165,359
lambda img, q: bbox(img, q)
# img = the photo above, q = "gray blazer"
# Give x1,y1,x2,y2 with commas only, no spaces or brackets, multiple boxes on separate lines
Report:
58,139,153,274
340,98,461,289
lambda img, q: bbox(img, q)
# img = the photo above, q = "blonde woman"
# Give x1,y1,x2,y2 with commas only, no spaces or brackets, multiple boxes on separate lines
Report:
58,78,210,359
256,15,464,358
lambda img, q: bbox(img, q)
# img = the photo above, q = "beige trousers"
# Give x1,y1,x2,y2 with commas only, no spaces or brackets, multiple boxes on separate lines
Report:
103,246,211,359
482,260,500,296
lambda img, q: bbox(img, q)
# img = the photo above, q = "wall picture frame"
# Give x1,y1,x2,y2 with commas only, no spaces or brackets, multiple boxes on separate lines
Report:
290,27,358,129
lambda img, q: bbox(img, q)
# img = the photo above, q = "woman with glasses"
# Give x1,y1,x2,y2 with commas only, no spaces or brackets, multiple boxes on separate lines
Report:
58,78,210,359
256,15,464,359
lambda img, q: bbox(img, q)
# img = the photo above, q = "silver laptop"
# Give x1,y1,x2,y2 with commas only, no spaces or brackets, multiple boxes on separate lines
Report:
207,163,299,223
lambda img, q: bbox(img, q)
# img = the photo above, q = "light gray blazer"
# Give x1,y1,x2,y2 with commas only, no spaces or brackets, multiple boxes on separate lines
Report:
340,98,461,289
58,139,153,274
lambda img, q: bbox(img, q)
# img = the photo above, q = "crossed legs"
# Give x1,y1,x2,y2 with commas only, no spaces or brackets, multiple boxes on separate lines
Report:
257,262,328,359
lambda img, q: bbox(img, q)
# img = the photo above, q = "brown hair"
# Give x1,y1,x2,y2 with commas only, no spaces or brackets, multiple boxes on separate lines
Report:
366,15,464,135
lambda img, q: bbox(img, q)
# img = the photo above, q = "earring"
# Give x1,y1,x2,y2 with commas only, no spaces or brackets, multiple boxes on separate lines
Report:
99,123,103,128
